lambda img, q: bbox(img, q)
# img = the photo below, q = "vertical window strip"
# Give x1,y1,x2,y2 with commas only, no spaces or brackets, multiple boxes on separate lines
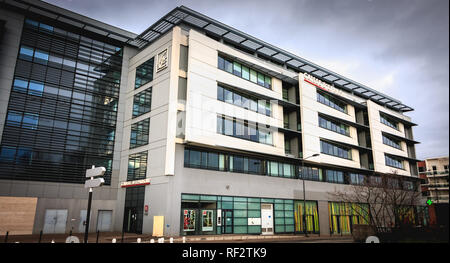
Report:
316,91,347,113
318,115,350,136
217,85,271,116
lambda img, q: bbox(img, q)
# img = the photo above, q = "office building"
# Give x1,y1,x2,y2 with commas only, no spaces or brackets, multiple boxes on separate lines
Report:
0,0,423,236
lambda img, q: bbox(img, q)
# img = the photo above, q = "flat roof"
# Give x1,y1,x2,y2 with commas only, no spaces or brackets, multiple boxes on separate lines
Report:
135,5,414,113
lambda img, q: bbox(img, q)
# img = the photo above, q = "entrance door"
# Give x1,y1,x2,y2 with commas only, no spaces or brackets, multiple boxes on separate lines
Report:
261,204,273,235
97,210,112,232
124,207,139,233
222,210,233,234
43,209,68,234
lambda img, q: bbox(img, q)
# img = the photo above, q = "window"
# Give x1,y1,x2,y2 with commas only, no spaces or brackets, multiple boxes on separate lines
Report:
318,116,350,136
217,86,271,116
133,88,152,117
382,134,402,150
325,170,344,184
299,166,320,181
317,91,347,113
19,46,34,61
13,78,28,92
130,118,150,149
380,113,398,130
350,173,365,185
28,81,44,96
320,140,352,160
217,115,273,145
22,113,39,129
329,202,369,234
34,49,49,64
218,55,272,89
403,181,415,191
135,57,154,89
295,201,319,233
385,154,404,169
127,151,147,181
184,149,224,170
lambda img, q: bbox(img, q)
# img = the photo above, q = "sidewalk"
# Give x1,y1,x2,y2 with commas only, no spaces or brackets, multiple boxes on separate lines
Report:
2,232,354,243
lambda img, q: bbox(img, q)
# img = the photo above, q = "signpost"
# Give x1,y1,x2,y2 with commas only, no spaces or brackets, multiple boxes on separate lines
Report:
84,165,106,243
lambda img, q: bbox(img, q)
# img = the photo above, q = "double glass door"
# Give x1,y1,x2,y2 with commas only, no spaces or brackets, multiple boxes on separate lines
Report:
221,209,233,234
181,202,216,235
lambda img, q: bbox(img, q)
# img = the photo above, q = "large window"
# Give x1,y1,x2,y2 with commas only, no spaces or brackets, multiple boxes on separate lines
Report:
382,134,402,150
318,115,350,136
217,115,273,145
130,118,150,149
320,140,352,160
217,85,271,116
299,166,321,181
133,88,152,117
295,201,320,234
127,151,147,181
349,173,365,185
380,113,398,130
325,170,344,184
329,202,369,234
385,154,404,169
317,91,347,113
135,57,154,89
218,55,272,89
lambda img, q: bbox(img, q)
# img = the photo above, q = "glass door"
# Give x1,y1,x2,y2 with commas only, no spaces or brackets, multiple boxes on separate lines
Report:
222,210,233,234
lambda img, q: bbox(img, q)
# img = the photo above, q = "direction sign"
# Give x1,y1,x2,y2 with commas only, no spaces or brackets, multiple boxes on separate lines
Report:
86,166,106,178
84,178,105,188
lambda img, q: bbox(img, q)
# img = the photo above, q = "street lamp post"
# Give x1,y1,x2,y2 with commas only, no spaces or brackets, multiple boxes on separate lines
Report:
299,153,319,237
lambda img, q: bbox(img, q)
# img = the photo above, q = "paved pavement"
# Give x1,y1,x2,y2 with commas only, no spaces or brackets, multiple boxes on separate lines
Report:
2,232,354,243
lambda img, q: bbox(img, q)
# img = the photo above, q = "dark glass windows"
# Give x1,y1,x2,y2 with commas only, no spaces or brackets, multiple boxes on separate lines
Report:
325,170,344,184
320,140,352,160
135,57,154,89
217,115,273,145
380,113,399,130
318,115,350,136
132,88,152,118
349,173,365,185
317,91,347,113
382,134,402,150
217,85,271,116
385,154,404,169
127,152,147,181
218,55,272,89
6,111,38,129
130,118,150,149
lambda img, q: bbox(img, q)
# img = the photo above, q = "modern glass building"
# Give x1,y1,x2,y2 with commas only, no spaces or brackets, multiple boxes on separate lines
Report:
0,1,425,236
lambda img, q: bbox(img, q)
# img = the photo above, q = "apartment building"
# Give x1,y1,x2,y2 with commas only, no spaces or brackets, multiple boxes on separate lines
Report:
0,1,423,236
418,157,449,226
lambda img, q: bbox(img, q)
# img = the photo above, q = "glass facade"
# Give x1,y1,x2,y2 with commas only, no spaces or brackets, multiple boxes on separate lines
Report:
123,186,145,234
135,57,154,89
181,194,295,235
0,18,123,184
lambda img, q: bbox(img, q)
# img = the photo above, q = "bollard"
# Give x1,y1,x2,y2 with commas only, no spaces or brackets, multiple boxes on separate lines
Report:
137,238,141,243
121,231,124,243
4,231,8,243
182,236,186,243
51,239,55,243
170,237,173,243
38,230,43,243
96,230,100,243
112,238,116,243
161,237,164,243
150,239,154,243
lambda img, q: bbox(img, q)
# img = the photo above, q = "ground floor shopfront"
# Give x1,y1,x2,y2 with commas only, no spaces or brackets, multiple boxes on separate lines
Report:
179,193,371,236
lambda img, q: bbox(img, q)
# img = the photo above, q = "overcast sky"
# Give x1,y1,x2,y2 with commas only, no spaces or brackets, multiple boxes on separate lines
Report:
44,0,449,160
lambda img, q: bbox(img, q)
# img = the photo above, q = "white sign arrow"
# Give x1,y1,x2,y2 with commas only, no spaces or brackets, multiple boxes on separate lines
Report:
85,166,106,178
84,178,105,188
